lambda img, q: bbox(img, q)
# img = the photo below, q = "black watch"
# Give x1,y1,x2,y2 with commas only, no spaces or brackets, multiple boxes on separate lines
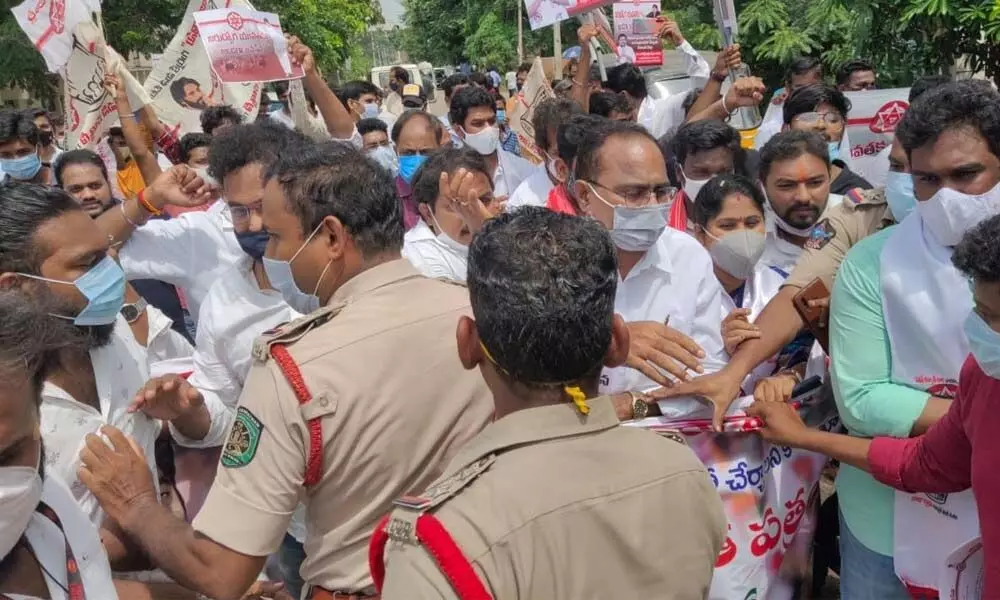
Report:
120,297,148,323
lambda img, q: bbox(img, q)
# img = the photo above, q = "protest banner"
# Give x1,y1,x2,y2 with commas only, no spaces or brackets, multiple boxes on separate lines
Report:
625,392,836,600
143,0,263,136
612,2,662,67
194,7,303,84
841,88,910,188
62,21,151,149
940,537,984,600
11,0,100,73
507,57,554,164
526,0,616,30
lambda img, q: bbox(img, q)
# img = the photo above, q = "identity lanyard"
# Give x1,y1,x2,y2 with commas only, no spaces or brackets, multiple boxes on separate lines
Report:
0,502,87,600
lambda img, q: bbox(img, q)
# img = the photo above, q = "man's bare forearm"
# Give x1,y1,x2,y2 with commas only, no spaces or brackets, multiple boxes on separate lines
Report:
119,497,260,600
726,285,805,378
304,71,355,139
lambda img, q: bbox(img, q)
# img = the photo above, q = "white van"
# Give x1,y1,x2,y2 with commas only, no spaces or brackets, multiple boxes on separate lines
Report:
370,64,422,91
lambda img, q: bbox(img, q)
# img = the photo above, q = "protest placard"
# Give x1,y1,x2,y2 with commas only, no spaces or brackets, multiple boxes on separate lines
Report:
525,0,616,30
841,88,910,187
612,2,662,67
194,7,303,84
507,57,554,164
10,0,100,73
143,0,263,136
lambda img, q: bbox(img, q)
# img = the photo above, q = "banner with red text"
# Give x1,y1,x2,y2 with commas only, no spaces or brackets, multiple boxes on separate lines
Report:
11,0,101,73
612,2,662,66
841,88,910,188
143,0,262,136
526,0,616,30
194,7,302,83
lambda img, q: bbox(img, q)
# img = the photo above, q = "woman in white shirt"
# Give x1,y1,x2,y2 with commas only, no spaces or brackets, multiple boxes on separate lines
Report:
402,148,498,283
691,174,807,396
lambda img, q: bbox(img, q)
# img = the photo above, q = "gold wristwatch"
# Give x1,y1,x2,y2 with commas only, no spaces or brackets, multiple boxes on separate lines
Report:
629,391,650,420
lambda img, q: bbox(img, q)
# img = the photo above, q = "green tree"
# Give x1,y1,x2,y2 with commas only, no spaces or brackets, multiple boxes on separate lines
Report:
256,0,382,73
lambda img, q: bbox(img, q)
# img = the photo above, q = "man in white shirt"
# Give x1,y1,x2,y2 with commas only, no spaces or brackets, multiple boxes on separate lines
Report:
448,86,536,198
757,130,844,275
0,184,211,528
570,118,728,420
604,19,711,140
508,97,584,210
403,148,497,283
617,35,637,64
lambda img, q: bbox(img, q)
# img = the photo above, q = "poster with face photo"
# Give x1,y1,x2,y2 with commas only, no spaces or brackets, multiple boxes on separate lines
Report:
612,2,663,67
194,8,303,84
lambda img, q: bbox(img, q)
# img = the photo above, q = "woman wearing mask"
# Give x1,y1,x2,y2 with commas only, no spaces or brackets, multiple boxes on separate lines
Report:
402,148,497,283
390,111,445,231
692,174,806,396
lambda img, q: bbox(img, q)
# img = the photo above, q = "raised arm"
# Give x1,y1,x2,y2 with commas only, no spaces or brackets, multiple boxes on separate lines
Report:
104,72,162,185
286,35,357,141
570,25,599,111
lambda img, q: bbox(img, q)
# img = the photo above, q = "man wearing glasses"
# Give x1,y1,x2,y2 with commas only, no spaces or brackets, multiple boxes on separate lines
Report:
571,119,729,422
783,83,873,195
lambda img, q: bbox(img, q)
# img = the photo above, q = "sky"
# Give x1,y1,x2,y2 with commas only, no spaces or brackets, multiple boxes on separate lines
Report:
378,0,405,26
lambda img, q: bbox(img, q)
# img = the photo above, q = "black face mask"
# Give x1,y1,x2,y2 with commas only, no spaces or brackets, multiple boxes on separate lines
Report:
236,230,269,261
390,81,401,92
39,132,53,147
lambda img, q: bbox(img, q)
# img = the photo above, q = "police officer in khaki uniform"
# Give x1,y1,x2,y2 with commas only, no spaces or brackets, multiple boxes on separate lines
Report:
371,208,726,599
78,142,493,600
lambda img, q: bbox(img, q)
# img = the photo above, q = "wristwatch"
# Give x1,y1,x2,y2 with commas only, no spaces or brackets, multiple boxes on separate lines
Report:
120,297,148,323
629,391,650,420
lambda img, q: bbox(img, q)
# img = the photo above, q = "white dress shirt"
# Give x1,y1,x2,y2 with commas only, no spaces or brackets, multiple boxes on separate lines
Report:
119,201,243,323
402,220,468,283
172,257,300,448
637,41,711,140
494,150,537,198
600,227,729,417
41,315,170,526
507,165,553,210
17,475,119,600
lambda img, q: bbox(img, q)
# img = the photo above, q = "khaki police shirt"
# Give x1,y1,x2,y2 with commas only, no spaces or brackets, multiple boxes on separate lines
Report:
379,396,727,599
192,259,494,592
784,187,894,290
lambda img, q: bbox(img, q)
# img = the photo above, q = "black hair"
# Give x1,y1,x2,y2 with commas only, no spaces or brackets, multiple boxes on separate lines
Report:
952,214,1000,283
468,206,617,387
908,75,951,103
671,120,745,173
449,86,495,130
556,114,605,166
442,74,470,101
516,63,531,75
604,63,647,100
468,72,488,88
835,59,875,86
179,133,212,164
532,98,584,151
264,142,403,258
199,105,244,135
0,183,83,275
48,113,64,127
691,174,766,227
358,118,388,137
412,148,491,209
0,110,40,147
169,77,202,106
896,80,1000,159
53,149,108,187
783,84,851,124
758,130,830,182
30,109,49,122
575,118,658,182
390,66,410,85
336,80,380,105
390,109,443,144
784,57,823,85
108,126,124,139
272,81,290,96
0,289,82,396
207,121,311,182
589,91,631,118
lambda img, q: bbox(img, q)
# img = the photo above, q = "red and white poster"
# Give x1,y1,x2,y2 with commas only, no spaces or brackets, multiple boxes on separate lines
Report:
194,7,303,84
613,2,663,66
10,0,101,73
525,0,616,30
841,88,910,188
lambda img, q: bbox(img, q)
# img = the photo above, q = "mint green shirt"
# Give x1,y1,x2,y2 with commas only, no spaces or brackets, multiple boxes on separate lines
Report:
829,227,931,556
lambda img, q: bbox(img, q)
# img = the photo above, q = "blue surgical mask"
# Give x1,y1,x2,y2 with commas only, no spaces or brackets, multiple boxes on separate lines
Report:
827,142,840,162
235,230,269,261
964,311,1000,379
362,102,381,119
885,170,917,222
261,224,330,314
398,153,427,185
584,182,668,252
497,110,507,125
19,256,126,325
2,152,42,181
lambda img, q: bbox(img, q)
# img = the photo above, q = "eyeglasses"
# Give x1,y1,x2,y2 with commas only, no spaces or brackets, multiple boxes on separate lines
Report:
793,111,844,126
589,181,676,207
228,202,263,226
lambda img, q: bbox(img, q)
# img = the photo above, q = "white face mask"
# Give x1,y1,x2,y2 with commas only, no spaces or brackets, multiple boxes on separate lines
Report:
585,182,668,252
703,229,767,280
430,211,469,255
679,166,709,203
0,447,42,561
765,199,819,238
917,182,1000,247
462,125,499,156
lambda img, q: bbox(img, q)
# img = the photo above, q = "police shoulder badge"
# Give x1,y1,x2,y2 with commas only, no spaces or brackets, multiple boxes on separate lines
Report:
804,219,837,251
222,407,264,468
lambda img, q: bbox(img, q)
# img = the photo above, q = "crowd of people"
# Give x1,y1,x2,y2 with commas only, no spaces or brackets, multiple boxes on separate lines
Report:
0,18,997,600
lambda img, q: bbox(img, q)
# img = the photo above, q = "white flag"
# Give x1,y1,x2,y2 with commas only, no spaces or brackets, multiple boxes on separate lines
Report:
11,0,99,73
